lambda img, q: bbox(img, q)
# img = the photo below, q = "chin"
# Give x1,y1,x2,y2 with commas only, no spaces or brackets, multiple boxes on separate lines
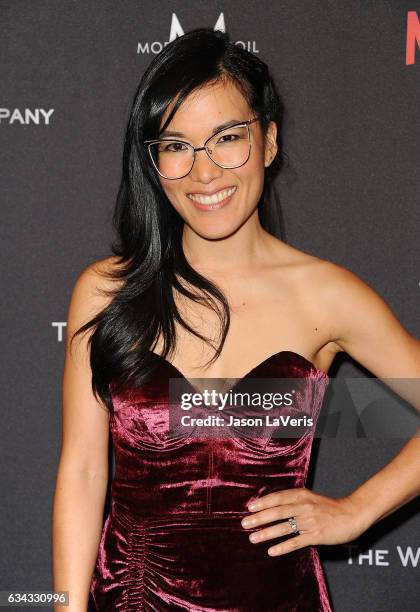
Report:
187,219,244,241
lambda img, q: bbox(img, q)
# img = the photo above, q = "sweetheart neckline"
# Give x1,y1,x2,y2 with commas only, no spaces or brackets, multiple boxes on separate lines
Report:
149,349,330,393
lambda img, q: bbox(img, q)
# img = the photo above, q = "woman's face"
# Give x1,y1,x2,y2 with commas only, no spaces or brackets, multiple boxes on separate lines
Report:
155,79,277,240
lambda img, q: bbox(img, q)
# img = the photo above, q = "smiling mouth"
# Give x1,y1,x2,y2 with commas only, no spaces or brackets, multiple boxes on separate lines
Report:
187,186,237,206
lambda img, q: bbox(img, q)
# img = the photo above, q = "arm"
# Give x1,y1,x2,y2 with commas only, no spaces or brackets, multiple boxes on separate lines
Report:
241,262,420,555
343,433,420,531
51,261,114,611
324,263,420,532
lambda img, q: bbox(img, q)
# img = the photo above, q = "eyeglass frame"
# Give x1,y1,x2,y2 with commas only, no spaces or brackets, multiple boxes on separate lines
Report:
143,117,260,180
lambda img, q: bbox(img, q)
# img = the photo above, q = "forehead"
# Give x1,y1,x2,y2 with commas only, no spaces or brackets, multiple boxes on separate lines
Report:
160,80,251,134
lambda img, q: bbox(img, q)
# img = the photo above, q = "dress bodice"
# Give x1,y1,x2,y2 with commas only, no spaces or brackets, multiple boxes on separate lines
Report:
108,350,330,518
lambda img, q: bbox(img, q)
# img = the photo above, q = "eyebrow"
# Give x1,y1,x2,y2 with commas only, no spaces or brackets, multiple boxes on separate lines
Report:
159,119,245,139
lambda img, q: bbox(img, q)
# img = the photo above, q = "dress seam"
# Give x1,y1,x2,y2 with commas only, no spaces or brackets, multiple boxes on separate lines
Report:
126,518,148,611
207,436,213,514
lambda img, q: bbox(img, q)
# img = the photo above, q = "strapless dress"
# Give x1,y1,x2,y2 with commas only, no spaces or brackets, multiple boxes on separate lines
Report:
88,350,333,611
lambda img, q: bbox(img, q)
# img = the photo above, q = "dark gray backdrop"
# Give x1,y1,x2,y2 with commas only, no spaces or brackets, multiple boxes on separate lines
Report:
1,2,419,611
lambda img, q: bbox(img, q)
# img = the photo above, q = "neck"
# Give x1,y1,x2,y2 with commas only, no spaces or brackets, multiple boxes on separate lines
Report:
181,209,275,277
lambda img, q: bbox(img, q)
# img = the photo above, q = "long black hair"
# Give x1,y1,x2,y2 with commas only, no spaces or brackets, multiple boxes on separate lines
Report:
72,27,288,411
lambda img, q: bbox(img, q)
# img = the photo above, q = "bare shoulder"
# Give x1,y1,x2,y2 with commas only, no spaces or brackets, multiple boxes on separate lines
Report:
296,252,414,353
66,255,125,351
273,241,367,295
305,255,384,308
285,247,382,320
269,239,338,283
83,254,125,296
71,256,124,316
270,240,380,354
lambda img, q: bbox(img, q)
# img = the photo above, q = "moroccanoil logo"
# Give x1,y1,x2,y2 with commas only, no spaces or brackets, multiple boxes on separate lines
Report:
136,12,259,55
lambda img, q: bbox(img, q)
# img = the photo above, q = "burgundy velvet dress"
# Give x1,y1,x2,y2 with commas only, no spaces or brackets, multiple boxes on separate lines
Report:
88,350,333,611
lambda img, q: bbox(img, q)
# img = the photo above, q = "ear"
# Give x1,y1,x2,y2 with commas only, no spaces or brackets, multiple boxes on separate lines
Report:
264,121,278,167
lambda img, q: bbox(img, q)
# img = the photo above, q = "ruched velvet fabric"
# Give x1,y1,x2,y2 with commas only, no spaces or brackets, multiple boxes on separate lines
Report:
88,350,333,611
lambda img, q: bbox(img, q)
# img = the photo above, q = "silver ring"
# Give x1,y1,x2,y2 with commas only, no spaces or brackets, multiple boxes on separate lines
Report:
288,517,299,533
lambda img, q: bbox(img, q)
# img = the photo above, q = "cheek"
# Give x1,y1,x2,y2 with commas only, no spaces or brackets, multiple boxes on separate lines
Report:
240,137,265,180
160,179,182,203
236,152,265,192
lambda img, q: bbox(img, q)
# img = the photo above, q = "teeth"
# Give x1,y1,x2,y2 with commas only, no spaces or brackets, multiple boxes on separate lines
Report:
187,186,236,205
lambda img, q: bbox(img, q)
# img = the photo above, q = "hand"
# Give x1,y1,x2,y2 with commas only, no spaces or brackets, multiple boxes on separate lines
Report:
241,487,370,556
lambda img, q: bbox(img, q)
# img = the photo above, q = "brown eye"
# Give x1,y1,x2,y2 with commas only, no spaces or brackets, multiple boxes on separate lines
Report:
218,133,239,144
157,141,188,153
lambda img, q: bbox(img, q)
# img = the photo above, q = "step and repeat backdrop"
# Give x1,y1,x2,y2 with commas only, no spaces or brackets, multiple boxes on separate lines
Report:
1,2,419,611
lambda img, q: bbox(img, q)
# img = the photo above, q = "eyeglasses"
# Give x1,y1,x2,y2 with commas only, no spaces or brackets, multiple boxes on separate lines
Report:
144,117,259,180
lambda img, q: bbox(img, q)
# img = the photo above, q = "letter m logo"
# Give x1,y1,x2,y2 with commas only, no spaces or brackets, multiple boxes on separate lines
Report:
169,13,226,42
406,11,420,65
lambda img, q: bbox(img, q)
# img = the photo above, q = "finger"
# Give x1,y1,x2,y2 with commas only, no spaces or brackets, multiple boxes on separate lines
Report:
267,533,312,556
241,503,305,528
247,487,308,512
248,516,310,544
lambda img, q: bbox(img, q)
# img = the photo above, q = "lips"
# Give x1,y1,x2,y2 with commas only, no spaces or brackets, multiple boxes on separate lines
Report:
187,186,237,205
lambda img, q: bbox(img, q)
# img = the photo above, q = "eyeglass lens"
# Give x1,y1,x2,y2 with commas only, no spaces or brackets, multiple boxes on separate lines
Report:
148,124,251,179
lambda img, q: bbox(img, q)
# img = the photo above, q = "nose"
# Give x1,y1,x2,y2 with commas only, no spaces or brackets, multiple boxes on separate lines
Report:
189,148,223,184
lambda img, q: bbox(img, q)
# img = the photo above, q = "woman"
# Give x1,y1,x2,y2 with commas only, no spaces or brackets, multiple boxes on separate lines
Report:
52,27,420,611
